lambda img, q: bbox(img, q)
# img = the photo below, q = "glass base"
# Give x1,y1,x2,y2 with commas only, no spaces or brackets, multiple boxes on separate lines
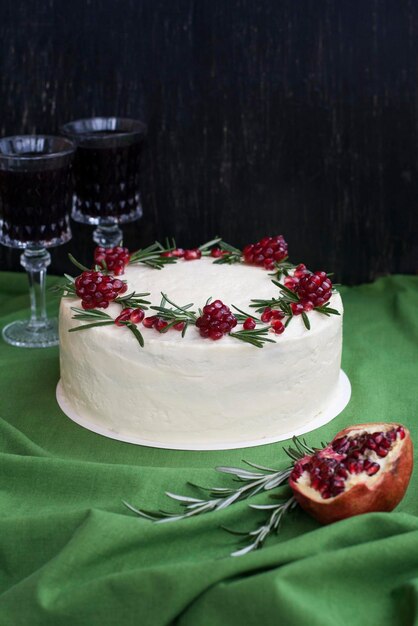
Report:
2,318,59,348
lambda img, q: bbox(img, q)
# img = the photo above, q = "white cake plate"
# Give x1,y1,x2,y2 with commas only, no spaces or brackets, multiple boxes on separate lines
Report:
56,370,351,451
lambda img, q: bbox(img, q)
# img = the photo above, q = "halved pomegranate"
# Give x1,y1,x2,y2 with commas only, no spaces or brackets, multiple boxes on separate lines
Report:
289,423,413,524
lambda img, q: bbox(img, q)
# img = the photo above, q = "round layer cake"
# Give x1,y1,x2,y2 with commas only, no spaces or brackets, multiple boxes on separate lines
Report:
58,255,344,448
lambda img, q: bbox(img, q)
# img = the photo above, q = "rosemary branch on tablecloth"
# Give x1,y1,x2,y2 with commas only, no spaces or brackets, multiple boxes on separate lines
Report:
123,437,318,556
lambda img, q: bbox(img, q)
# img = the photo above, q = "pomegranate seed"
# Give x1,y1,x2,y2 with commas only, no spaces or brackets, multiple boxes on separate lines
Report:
154,318,169,332
172,248,185,258
261,307,273,322
284,277,298,290
271,310,285,320
243,318,256,330
143,316,157,328
173,321,186,331
291,303,304,316
130,309,145,324
115,308,133,326
397,427,406,439
184,248,202,261
271,319,285,334
211,248,223,258
366,462,380,476
161,251,173,257
376,447,389,458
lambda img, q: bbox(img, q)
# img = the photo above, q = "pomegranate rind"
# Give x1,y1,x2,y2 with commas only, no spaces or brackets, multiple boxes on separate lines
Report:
289,422,414,525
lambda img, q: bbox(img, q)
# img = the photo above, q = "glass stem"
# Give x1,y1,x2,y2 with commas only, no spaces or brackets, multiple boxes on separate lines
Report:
20,247,51,331
93,224,123,248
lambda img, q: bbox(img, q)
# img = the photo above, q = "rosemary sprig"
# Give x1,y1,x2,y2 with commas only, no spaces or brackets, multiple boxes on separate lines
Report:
229,327,276,348
115,291,151,309
231,305,261,324
68,307,145,347
314,303,341,316
213,240,242,265
68,307,114,332
198,236,223,252
124,436,317,556
124,462,293,524
250,297,283,312
50,274,77,297
268,258,296,280
129,241,178,269
150,292,198,337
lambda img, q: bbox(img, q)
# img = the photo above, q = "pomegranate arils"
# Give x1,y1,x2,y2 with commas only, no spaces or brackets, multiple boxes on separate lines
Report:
184,248,202,261
243,235,288,270
161,248,185,258
154,318,169,332
291,302,304,316
115,308,133,326
271,319,285,334
293,426,405,500
261,307,273,323
196,300,237,340
75,271,127,310
173,321,186,331
143,316,157,328
296,271,333,308
129,309,145,324
94,246,130,276
243,318,256,330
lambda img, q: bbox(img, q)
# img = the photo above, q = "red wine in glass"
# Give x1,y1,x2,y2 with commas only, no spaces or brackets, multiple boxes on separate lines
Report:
61,117,146,247
0,135,75,347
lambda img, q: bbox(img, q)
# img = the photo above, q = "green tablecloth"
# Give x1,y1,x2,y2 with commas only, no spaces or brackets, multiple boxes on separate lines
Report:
0,272,417,626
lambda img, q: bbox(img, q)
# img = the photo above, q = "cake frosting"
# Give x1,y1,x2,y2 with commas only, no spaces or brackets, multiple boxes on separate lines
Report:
58,256,344,448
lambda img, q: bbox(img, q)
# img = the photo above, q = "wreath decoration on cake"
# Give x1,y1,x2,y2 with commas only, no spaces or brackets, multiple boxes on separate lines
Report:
57,235,340,348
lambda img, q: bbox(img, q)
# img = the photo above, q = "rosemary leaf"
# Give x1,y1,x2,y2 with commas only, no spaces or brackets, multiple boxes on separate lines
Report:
68,253,90,273
69,321,115,332
271,280,300,302
301,311,311,330
125,322,145,347
198,236,222,251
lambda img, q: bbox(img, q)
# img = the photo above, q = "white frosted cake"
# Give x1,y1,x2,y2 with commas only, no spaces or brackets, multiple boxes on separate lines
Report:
58,241,344,449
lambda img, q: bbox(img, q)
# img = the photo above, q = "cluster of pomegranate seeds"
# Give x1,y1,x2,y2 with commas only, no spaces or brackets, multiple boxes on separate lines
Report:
94,246,131,276
196,300,238,340
75,271,127,310
243,235,288,270
114,308,145,326
295,271,333,308
284,264,310,290
290,426,405,500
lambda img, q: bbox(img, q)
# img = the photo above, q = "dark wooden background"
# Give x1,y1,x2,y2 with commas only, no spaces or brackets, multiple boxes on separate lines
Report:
0,0,417,284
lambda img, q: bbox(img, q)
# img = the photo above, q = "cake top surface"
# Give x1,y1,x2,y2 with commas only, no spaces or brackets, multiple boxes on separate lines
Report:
61,255,343,346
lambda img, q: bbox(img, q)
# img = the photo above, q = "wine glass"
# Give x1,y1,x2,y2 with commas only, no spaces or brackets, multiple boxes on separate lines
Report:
0,135,75,348
61,117,146,248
